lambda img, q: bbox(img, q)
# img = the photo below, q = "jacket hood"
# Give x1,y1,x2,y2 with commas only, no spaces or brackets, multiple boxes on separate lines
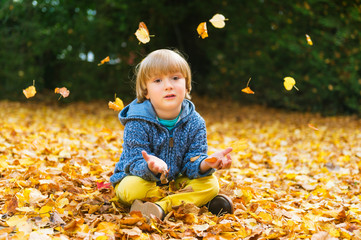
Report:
119,99,195,125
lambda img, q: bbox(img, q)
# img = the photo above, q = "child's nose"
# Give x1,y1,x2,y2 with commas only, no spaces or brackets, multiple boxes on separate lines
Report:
164,78,173,89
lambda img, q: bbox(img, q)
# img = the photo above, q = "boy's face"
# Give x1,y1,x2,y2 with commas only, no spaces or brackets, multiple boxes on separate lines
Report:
145,72,186,119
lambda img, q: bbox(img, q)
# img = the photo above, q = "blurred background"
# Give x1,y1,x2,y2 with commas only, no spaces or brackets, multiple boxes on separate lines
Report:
1,0,360,115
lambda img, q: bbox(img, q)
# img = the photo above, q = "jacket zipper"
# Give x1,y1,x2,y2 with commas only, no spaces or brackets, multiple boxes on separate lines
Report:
169,136,174,148
169,130,174,148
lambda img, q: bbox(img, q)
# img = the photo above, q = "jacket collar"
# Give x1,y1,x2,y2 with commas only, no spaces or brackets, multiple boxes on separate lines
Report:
119,99,194,126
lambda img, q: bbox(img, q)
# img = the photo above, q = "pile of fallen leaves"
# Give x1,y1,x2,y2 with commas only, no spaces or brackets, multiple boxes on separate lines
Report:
1,98,361,239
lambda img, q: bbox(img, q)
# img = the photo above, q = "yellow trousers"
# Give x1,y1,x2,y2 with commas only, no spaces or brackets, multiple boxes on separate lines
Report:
115,174,219,213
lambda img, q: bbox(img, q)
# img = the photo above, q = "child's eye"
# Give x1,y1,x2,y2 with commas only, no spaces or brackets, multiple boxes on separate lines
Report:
172,76,179,80
154,79,161,83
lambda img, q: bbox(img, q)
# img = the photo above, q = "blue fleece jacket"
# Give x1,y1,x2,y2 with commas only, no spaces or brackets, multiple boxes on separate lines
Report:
110,99,215,186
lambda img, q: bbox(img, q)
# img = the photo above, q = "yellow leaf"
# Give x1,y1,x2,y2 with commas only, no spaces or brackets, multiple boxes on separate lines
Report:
95,236,109,240
283,76,299,91
135,22,152,44
305,34,313,45
108,97,124,111
56,198,69,208
96,222,118,235
209,14,228,28
23,85,36,98
6,215,27,227
38,205,53,217
0,160,9,170
258,211,273,223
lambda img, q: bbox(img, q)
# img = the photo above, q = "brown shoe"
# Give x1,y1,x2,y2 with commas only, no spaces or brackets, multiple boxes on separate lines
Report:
206,194,234,216
130,199,165,220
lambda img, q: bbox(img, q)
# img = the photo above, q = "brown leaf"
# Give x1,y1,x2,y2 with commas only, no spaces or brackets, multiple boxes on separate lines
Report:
3,196,18,215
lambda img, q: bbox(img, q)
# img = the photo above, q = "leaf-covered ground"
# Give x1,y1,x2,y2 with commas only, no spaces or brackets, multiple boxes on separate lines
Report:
1,99,361,240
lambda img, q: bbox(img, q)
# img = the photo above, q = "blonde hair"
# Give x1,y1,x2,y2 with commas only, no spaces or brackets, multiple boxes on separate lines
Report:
135,49,192,103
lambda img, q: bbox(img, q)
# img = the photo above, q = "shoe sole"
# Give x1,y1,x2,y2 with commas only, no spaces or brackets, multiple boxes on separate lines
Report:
130,199,164,220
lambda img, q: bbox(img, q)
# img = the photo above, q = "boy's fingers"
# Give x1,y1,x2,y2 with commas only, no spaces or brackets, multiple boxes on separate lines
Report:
222,147,233,156
141,150,149,161
223,160,232,169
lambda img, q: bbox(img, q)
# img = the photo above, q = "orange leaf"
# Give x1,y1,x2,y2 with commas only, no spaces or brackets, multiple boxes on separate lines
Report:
108,97,124,111
54,87,70,98
23,85,36,98
205,157,217,163
197,22,208,39
241,77,255,94
98,56,110,66
242,87,254,94
135,22,152,44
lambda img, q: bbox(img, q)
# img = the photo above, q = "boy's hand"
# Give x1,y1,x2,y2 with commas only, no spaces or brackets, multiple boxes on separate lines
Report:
142,150,168,175
200,147,232,173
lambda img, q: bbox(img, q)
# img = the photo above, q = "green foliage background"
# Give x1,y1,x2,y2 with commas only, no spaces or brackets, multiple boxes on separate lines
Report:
1,0,360,114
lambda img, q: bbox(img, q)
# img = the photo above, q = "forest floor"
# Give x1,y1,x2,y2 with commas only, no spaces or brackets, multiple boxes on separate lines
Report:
1,98,361,239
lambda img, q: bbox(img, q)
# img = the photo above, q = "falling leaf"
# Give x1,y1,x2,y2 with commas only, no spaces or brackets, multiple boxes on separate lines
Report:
108,96,124,111
135,22,153,44
23,81,36,98
54,87,70,99
308,123,319,131
197,22,208,39
209,14,228,28
283,76,299,91
242,77,255,94
305,34,313,46
241,87,254,94
98,56,110,66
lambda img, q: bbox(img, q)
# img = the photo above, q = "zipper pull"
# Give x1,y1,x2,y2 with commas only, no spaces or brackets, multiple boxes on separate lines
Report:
169,137,174,147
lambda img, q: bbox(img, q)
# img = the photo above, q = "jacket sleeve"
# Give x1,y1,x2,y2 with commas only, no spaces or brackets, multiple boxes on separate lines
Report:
116,120,160,182
181,116,215,179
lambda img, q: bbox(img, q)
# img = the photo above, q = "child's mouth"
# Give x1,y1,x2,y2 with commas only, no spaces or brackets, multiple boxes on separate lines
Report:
165,94,176,99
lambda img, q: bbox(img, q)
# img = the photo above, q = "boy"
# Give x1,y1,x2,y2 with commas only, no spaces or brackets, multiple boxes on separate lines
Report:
110,49,233,219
